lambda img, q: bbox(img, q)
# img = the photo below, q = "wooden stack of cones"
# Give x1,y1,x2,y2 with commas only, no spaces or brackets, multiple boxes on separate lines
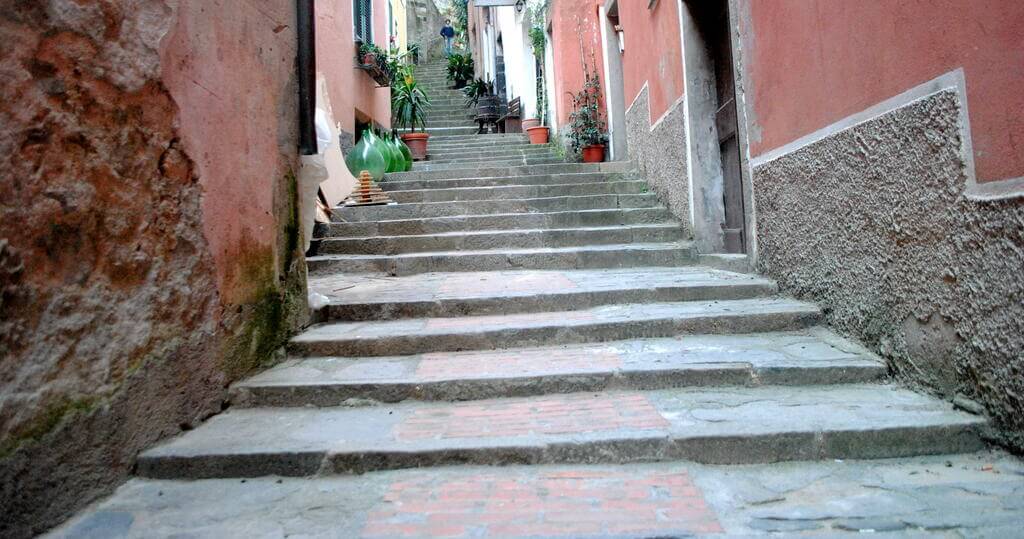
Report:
342,170,393,206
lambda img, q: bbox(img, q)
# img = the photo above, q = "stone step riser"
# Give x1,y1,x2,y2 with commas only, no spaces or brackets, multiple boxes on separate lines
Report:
427,142,535,150
136,417,983,479
412,159,564,172
335,194,662,222
426,149,558,160
307,244,693,276
316,226,684,255
386,182,646,203
316,280,775,322
319,208,673,238
380,173,622,191
231,362,883,408
386,162,631,182
288,308,819,357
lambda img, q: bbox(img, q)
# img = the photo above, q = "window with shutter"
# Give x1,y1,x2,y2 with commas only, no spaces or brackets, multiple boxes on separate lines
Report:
354,0,373,43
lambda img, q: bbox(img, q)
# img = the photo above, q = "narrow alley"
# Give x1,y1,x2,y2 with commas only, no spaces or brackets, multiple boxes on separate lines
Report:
3,1,1023,538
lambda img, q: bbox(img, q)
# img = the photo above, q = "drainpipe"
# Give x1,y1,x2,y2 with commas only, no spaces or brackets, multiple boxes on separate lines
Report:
297,0,317,155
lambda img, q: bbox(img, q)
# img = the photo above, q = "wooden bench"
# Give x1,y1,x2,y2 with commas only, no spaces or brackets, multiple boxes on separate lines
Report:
498,97,522,133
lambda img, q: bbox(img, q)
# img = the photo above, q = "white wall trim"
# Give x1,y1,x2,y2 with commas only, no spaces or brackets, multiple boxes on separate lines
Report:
651,93,686,132
677,0,696,234
965,176,1024,201
625,80,649,117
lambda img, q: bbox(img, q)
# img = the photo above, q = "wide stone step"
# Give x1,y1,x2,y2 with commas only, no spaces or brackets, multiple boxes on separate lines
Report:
321,207,673,238
424,120,478,128
306,241,694,275
232,330,883,406
137,384,985,478
386,181,646,203
334,193,662,222
405,126,479,136
380,171,620,191
427,141,537,152
427,147,557,160
412,157,564,172
288,298,821,357
385,161,631,182
308,267,775,320
317,224,683,256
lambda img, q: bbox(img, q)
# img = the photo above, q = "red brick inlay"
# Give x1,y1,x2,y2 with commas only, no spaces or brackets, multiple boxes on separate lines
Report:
362,469,723,538
393,393,668,440
416,348,622,381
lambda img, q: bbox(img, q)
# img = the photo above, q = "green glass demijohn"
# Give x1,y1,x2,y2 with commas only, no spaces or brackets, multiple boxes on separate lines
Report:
394,132,414,171
345,129,387,182
369,129,397,174
382,132,404,173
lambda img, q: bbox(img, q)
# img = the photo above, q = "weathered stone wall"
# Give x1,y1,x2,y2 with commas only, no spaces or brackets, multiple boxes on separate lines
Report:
625,87,692,239
408,0,446,62
753,89,1024,452
0,1,308,536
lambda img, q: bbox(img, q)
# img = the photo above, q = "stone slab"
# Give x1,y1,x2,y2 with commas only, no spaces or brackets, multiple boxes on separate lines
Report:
334,194,662,222
232,329,885,406
136,385,985,478
385,181,646,204
288,297,821,356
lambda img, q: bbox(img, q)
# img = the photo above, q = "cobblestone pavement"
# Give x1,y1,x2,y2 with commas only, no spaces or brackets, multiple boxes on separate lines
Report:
52,451,1024,538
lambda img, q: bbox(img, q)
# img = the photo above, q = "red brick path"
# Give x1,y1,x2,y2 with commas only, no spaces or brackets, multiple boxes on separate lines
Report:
362,469,723,537
394,393,668,440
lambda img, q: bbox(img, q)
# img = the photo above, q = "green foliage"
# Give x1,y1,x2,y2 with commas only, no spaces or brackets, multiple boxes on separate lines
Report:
462,78,493,107
454,0,468,36
568,68,608,152
391,66,431,132
529,26,546,58
446,53,474,82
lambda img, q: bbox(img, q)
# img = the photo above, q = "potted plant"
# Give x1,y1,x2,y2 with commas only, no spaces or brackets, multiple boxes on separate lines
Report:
526,124,549,144
446,53,474,89
523,26,546,132
392,66,432,160
568,69,608,162
408,42,420,65
356,42,393,87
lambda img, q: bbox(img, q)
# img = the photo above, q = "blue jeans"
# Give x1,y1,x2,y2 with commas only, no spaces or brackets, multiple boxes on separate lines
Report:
444,37,453,56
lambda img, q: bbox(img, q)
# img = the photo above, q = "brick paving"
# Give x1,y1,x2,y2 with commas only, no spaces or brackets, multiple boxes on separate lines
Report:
362,469,722,538
394,393,668,440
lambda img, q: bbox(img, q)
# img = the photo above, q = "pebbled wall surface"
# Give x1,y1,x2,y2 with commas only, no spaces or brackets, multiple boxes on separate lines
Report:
0,1,308,536
625,87,692,239
754,89,1024,453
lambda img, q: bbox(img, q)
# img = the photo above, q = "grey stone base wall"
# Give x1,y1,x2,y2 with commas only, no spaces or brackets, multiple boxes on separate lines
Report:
625,88,693,239
753,89,1024,452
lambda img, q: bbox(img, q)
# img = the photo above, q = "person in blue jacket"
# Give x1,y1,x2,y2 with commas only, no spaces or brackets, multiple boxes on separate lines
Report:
440,20,455,56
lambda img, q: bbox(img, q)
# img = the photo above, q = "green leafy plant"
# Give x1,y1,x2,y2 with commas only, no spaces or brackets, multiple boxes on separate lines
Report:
461,78,494,107
529,26,545,57
568,67,608,152
445,53,474,82
391,65,431,132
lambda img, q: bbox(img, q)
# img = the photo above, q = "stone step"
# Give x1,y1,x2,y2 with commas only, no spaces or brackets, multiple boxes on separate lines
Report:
427,133,529,142
288,298,821,357
412,157,564,172
307,267,775,320
319,207,673,238
334,193,662,222
424,120,479,128
385,161,631,182
380,171,613,191
316,224,685,256
427,147,556,160
403,126,480,136
427,140,537,151
232,330,883,407
306,241,695,275
385,180,646,204
136,384,985,478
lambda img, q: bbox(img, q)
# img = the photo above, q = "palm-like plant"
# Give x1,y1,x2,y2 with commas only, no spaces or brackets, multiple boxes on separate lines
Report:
462,78,493,107
392,67,431,132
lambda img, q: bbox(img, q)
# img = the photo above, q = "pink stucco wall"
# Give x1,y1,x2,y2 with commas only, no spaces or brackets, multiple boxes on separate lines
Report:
745,0,1024,182
317,0,392,134
549,0,606,127
618,0,684,120
160,0,298,304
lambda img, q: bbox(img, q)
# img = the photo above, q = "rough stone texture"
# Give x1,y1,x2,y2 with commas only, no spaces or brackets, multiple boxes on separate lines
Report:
625,87,693,240
753,89,1024,453
0,1,307,536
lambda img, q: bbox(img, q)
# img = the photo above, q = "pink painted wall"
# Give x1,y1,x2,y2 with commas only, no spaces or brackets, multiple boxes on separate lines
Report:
745,0,1024,182
317,0,392,134
549,0,606,127
618,0,684,120
160,0,299,304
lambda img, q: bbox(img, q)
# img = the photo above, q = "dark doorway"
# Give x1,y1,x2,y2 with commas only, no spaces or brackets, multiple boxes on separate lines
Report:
681,0,746,254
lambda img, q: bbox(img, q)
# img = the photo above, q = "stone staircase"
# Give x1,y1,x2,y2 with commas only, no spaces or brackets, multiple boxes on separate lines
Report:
58,58,1005,539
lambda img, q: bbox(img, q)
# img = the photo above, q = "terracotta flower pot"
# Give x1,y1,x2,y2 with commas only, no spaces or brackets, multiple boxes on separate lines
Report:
522,118,541,130
582,144,606,163
526,126,549,144
401,132,430,161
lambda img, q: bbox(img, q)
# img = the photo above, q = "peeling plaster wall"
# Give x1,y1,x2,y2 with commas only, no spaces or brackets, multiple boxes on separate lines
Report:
548,0,605,128
754,90,1024,452
0,1,308,535
625,88,692,240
